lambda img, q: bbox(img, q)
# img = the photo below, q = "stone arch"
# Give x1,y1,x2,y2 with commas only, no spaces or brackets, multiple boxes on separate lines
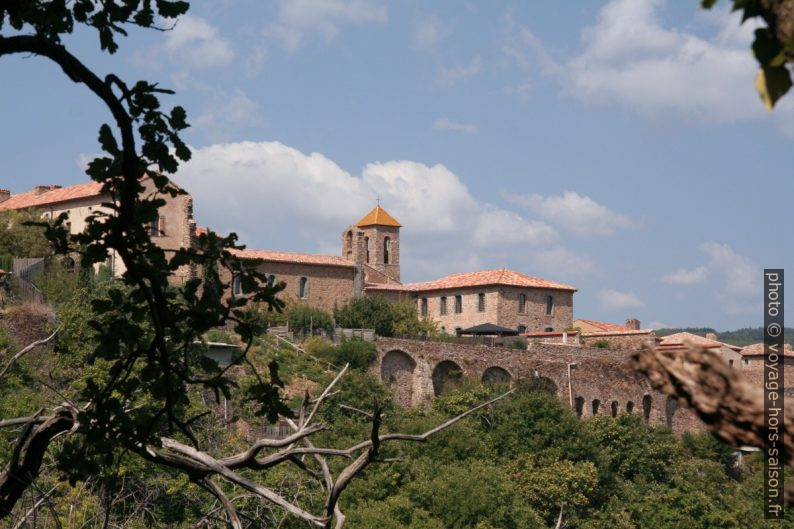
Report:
592,399,601,416
574,397,584,418
432,360,464,396
381,350,416,406
665,396,678,428
611,401,618,418
482,366,512,386
626,401,635,414
642,395,652,424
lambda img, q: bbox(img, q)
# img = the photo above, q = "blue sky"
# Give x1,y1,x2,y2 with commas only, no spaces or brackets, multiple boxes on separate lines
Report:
1,0,792,331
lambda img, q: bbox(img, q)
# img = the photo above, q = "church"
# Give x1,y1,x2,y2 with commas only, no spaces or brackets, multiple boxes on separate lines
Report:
228,206,577,335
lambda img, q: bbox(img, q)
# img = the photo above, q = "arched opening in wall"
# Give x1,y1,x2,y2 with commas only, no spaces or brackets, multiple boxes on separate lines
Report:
345,230,352,253
432,360,464,396
574,397,584,418
642,395,652,424
626,401,635,414
381,350,416,406
611,401,618,418
592,399,601,416
364,237,370,263
665,396,678,428
384,236,391,264
482,366,512,386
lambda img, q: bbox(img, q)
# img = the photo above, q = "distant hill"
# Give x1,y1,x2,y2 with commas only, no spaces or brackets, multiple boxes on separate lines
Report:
654,327,794,347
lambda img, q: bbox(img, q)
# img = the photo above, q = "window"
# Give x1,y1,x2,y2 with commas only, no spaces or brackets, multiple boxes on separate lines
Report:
232,273,242,296
298,277,309,299
454,327,462,337
518,293,526,313
439,296,447,315
148,216,165,237
420,298,428,317
384,237,391,264
267,274,276,287
364,237,370,263
743,358,749,366
477,292,485,312
729,359,734,367
545,295,554,315
544,326,554,332
517,325,527,334
454,295,462,313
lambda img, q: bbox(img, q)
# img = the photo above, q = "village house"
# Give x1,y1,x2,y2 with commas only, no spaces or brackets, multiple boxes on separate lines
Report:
0,178,197,284
657,331,743,368
572,318,659,350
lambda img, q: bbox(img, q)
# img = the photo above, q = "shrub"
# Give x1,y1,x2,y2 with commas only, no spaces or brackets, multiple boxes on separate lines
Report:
334,337,376,370
206,329,234,344
591,339,610,349
288,304,333,334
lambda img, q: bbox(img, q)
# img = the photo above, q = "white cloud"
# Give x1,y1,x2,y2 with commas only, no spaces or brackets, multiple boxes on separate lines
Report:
566,0,763,121
436,56,483,85
162,15,234,70
661,242,761,315
599,288,644,311
661,266,707,285
413,14,449,51
433,118,478,134
508,191,634,236
172,140,592,283
264,0,387,52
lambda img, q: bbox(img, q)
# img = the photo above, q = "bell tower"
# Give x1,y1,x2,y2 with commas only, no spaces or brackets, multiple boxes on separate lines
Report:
342,206,401,284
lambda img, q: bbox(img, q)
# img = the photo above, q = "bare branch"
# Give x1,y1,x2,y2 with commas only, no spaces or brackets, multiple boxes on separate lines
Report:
200,478,242,529
0,328,59,380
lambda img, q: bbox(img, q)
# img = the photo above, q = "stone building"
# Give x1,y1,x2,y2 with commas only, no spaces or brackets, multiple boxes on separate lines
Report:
572,318,658,350
0,177,197,284
368,269,576,335
228,206,577,334
657,332,743,368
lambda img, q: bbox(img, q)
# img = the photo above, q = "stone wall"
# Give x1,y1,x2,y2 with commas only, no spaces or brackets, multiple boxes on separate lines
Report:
580,331,656,350
221,261,356,314
372,337,703,433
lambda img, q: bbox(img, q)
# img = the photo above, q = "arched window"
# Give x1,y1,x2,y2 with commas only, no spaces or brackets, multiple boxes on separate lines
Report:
626,401,635,414
592,399,601,415
574,397,584,418
298,277,309,299
232,273,242,296
518,293,526,313
611,401,618,418
384,236,391,264
642,395,652,424
364,237,370,263
267,274,276,287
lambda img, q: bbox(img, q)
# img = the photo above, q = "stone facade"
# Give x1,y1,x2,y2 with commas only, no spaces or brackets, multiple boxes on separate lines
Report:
415,285,573,334
222,260,357,314
579,330,658,350
1,177,197,284
373,337,703,433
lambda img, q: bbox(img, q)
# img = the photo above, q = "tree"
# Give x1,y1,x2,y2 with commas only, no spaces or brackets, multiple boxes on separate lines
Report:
0,3,509,527
702,0,794,108
0,209,51,258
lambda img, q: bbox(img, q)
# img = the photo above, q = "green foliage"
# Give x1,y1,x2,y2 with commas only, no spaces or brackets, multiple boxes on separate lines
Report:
701,1,794,108
287,304,333,334
317,337,376,370
334,296,438,338
205,328,234,343
0,209,52,258
591,339,610,349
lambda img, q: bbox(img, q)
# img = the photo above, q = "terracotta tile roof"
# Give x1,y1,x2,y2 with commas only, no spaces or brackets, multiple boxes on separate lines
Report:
658,332,740,351
401,268,577,292
739,342,794,358
581,330,657,338
195,226,209,236
522,331,578,337
364,282,413,291
230,248,354,268
0,181,105,211
356,206,402,228
575,319,632,332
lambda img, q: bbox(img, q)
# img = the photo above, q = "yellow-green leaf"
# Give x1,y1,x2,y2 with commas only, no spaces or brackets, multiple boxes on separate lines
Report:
755,66,793,111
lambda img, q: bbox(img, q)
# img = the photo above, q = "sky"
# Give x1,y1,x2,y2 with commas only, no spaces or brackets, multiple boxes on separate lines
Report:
1,0,792,331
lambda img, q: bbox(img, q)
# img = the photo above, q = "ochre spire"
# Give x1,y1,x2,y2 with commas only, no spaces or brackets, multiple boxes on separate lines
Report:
355,206,401,228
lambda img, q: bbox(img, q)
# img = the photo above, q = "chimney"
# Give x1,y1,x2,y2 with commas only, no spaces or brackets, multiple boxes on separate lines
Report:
0,189,9,203
34,185,49,195
705,332,718,341
625,318,640,330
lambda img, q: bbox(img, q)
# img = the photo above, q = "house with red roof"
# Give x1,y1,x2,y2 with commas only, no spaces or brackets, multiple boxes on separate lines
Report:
572,318,658,350
0,177,196,284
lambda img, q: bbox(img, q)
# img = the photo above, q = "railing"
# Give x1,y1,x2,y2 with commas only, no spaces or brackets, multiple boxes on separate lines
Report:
9,257,46,305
